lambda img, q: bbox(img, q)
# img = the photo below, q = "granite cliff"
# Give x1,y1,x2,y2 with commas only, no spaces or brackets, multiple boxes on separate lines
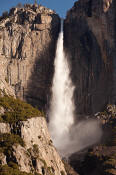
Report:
0,0,116,175
0,94,66,175
1,0,115,116
64,0,116,116
63,0,116,174
0,3,60,111
0,4,79,175
0,3,67,175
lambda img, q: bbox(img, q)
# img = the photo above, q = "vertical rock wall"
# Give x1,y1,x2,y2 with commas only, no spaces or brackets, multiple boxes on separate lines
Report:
0,4,60,110
64,0,116,116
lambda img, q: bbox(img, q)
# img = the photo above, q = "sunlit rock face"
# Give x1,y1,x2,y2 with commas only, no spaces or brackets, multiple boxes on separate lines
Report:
0,117,67,175
0,4,60,110
64,0,116,116
103,0,112,12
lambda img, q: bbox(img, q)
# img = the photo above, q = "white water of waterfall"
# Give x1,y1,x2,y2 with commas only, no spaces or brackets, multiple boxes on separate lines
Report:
48,21,102,157
48,21,75,153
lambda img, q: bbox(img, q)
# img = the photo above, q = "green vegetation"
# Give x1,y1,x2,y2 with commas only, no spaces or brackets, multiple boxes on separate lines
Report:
34,173,42,175
85,153,116,175
0,94,45,174
0,94,56,175
33,144,39,155
0,133,24,155
0,164,33,175
103,154,116,175
0,94,44,123
0,163,55,175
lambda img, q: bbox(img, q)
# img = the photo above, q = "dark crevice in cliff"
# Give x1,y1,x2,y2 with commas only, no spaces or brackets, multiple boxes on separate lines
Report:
17,33,25,59
87,0,92,17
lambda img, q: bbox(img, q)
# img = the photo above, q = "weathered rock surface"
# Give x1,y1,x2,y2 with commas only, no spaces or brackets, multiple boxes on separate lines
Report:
0,153,6,165
64,0,116,116
0,5,65,174
0,122,10,133
0,4,60,110
20,117,66,174
103,0,112,12
0,117,66,175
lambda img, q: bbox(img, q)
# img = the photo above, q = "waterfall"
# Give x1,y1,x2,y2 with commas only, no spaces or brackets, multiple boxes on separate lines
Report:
48,20,75,153
48,20,102,157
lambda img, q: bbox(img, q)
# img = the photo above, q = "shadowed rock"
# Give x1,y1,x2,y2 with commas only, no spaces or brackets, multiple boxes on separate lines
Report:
64,0,116,116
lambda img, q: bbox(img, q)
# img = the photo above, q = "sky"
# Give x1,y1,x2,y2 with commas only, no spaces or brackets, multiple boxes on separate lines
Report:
0,0,76,18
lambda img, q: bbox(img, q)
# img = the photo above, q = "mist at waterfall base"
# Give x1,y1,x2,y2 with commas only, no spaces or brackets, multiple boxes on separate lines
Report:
48,24,102,157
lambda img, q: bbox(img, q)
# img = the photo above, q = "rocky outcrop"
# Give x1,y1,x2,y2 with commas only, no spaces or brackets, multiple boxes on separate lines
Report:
0,91,66,174
0,122,10,133
0,153,6,165
103,0,112,12
0,55,15,97
0,4,60,110
0,117,66,175
64,0,116,116
69,105,116,175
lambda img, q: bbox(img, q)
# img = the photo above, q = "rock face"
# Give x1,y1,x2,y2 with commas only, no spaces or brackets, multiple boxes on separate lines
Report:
0,4,60,110
0,153,6,165
0,122,10,133
69,105,116,175
0,117,66,175
0,95,67,174
64,0,116,116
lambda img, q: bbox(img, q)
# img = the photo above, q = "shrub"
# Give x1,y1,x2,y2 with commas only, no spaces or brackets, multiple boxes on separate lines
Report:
33,144,39,154
0,95,44,123
103,154,116,175
0,133,24,154
0,164,33,175
8,161,19,169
